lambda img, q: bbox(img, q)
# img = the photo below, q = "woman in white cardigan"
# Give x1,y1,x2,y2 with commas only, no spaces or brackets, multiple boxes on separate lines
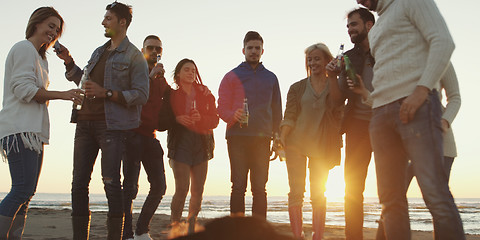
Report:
0,7,82,239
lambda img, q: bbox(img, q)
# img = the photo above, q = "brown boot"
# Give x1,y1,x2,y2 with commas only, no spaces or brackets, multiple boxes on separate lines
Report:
288,206,304,239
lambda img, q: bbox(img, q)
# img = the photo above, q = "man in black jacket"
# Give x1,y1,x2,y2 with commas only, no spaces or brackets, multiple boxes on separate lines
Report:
327,7,375,240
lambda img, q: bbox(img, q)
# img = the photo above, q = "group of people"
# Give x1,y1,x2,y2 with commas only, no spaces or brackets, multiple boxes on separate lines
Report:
0,0,465,240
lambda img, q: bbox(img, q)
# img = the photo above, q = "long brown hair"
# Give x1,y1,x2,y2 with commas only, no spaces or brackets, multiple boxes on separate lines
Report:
25,7,64,59
173,58,204,88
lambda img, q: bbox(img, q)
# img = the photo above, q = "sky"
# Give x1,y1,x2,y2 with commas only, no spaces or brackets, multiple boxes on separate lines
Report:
0,0,479,200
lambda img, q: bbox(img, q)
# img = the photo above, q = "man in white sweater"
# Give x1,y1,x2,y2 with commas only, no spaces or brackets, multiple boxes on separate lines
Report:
356,0,465,239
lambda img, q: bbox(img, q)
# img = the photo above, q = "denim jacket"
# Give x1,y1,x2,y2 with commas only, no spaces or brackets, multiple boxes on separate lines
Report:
66,37,149,130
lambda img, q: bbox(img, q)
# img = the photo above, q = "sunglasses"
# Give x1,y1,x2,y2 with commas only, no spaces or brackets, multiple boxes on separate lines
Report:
146,46,163,52
107,1,118,9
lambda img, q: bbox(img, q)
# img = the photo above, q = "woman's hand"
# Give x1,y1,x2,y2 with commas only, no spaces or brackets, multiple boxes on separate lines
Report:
61,89,84,105
190,109,201,122
347,74,370,101
54,43,73,65
176,115,194,127
441,119,449,134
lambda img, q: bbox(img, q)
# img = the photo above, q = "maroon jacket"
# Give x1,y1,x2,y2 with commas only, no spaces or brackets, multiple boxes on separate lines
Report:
134,76,169,138
167,84,219,160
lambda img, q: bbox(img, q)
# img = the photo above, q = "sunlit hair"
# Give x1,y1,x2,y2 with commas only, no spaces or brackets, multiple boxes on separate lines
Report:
143,35,161,46
243,31,263,46
347,7,375,24
25,7,64,59
304,43,333,77
173,58,204,88
106,1,132,28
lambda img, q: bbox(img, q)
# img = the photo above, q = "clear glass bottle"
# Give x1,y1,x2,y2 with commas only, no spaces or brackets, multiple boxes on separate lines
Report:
239,98,249,128
335,44,345,70
73,68,88,110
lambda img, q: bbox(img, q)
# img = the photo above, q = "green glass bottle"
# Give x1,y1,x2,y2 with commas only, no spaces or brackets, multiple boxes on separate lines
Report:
343,55,359,86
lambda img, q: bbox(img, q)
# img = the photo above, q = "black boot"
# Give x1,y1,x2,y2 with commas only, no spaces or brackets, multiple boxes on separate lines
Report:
72,215,91,240
107,216,124,240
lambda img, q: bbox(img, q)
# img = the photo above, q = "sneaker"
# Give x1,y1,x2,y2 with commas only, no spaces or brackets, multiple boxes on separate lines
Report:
134,233,152,240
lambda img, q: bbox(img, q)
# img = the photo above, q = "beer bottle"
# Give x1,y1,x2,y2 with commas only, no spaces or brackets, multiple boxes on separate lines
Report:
335,44,344,70
343,55,359,86
239,98,249,128
274,133,286,161
73,68,88,110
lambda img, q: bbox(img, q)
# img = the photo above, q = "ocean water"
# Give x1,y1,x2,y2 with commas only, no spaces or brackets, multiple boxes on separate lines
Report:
1,193,479,235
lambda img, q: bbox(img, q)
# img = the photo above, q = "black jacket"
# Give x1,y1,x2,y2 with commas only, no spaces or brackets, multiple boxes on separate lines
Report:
338,45,375,133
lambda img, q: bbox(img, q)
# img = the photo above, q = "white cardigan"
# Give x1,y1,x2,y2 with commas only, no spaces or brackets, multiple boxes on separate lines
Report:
0,40,50,160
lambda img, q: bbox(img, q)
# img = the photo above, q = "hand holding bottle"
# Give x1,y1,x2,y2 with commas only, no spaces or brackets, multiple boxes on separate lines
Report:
233,108,245,122
190,100,201,122
271,133,286,161
347,74,370,102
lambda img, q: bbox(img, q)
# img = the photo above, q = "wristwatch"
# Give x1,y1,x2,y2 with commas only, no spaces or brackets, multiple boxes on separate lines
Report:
105,89,113,99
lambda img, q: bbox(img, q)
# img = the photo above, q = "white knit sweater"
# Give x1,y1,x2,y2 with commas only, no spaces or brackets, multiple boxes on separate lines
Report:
369,0,455,108
0,40,50,160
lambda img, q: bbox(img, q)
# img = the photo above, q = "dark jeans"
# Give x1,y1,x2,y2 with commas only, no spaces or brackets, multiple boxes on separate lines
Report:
71,121,126,218
227,136,270,218
0,134,43,217
370,91,464,240
122,131,166,238
344,119,372,240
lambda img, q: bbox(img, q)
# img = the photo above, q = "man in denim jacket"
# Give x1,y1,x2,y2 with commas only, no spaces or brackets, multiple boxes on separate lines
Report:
56,2,149,239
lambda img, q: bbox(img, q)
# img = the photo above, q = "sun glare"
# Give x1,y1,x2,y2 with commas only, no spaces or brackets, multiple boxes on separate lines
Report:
325,166,346,201
304,166,346,202
326,167,346,202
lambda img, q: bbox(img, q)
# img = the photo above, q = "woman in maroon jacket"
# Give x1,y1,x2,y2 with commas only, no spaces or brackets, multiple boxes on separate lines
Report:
167,59,219,234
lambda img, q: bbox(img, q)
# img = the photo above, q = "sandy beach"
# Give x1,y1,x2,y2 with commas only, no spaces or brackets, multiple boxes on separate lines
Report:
21,208,479,240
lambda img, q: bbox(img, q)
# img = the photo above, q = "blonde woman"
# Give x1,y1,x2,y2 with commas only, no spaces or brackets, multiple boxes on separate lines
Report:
280,43,343,240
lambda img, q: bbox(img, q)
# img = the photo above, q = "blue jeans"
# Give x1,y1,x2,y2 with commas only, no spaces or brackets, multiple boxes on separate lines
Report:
406,156,455,187
370,91,464,240
71,121,126,218
377,156,457,240
227,136,270,218
122,131,166,238
0,134,43,217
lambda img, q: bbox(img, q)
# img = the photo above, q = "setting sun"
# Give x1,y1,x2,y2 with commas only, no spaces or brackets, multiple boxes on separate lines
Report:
325,166,346,201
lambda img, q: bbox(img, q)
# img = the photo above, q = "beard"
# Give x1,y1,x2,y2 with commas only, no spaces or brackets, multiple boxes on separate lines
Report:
147,56,157,65
350,29,368,44
104,28,116,38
